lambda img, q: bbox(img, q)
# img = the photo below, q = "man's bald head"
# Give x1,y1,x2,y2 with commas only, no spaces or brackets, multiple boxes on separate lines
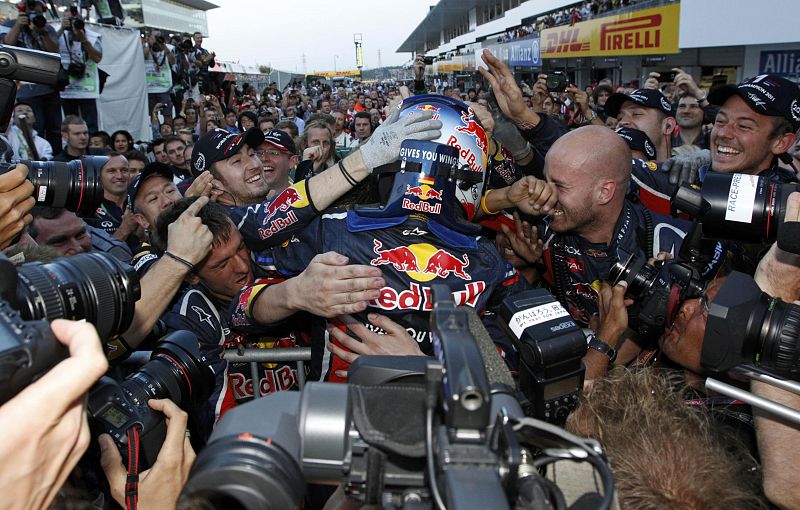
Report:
547,126,631,187
544,126,631,242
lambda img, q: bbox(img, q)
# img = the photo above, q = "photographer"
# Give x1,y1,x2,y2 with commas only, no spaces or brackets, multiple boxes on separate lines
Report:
0,319,108,510
6,101,53,162
57,7,103,133
188,31,215,95
750,191,800,509
0,0,62,154
143,29,176,126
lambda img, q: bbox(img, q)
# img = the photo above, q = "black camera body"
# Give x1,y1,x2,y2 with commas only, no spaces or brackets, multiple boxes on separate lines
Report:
610,246,705,345
0,298,66,406
498,289,586,424
545,72,567,92
0,251,140,404
88,330,215,469
21,1,47,29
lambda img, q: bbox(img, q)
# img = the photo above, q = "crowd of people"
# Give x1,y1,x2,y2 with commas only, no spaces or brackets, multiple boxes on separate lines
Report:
0,10,798,508
498,0,656,43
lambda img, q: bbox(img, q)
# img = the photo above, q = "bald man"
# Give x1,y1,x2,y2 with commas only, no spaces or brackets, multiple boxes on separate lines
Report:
537,126,696,332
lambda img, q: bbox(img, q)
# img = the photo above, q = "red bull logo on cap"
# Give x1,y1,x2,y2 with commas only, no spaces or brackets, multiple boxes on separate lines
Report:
370,240,471,281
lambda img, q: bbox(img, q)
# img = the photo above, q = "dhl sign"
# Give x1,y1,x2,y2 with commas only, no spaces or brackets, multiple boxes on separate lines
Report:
308,70,362,78
541,3,679,58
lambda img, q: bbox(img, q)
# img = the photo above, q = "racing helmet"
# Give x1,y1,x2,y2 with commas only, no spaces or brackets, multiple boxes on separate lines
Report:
357,95,489,234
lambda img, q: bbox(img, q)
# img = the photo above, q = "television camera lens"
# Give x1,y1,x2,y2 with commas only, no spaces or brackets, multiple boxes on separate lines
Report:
703,271,800,376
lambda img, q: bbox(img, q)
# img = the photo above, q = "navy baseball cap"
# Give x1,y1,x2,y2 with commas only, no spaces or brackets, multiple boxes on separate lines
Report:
616,127,656,160
191,127,265,175
128,162,173,212
262,129,297,155
605,88,675,118
708,74,800,131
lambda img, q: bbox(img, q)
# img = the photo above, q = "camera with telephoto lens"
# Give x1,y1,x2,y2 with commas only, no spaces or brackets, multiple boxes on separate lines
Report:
545,72,567,93
0,157,106,216
0,251,140,405
609,247,705,344
69,5,84,31
672,172,800,244
701,271,800,377
498,289,586,425
19,1,47,29
88,330,215,470
178,286,615,510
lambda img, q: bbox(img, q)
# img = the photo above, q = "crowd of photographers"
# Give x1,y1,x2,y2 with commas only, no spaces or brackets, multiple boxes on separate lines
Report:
0,19,799,508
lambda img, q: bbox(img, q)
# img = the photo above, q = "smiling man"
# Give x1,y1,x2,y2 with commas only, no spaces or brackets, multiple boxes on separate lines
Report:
704,75,799,180
255,129,298,198
192,127,268,206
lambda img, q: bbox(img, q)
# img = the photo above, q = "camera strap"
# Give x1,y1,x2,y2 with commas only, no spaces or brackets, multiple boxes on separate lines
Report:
125,427,141,510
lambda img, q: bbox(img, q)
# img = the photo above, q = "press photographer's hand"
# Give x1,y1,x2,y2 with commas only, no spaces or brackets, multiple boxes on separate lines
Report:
0,320,108,510
0,164,35,249
100,398,195,510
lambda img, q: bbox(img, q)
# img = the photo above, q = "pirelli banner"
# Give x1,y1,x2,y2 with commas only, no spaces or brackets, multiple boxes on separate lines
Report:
541,3,680,59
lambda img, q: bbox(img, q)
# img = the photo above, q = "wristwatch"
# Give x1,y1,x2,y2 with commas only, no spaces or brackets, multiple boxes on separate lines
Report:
587,335,617,363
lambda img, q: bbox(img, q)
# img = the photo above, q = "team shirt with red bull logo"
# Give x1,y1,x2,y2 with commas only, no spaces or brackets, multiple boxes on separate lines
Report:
233,212,528,383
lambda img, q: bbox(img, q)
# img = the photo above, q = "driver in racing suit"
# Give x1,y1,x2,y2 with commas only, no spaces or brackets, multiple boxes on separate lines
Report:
230,96,555,382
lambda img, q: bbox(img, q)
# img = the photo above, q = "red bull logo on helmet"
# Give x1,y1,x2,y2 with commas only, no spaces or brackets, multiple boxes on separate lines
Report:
405,184,442,201
415,104,440,112
455,107,488,153
370,240,471,281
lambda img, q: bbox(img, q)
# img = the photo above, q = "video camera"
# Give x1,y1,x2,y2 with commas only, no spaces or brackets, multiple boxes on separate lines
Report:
179,286,615,510
0,251,140,405
701,271,800,377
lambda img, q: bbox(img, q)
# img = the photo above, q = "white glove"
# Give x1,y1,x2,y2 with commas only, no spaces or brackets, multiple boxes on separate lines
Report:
359,106,442,172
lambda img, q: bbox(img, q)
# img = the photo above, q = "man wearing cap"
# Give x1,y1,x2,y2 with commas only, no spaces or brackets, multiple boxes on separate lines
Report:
630,74,800,199
605,88,677,163
127,162,181,276
191,108,443,247
256,129,298,199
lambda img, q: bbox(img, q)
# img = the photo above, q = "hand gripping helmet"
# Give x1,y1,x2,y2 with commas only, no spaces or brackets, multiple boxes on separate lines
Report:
356,95,489,234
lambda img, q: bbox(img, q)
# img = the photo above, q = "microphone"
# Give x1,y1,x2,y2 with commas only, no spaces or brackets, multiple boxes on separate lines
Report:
465,307,516,389
464,307,524,421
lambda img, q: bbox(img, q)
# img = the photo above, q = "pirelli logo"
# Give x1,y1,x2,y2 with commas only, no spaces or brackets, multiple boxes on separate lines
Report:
600,14,662,51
